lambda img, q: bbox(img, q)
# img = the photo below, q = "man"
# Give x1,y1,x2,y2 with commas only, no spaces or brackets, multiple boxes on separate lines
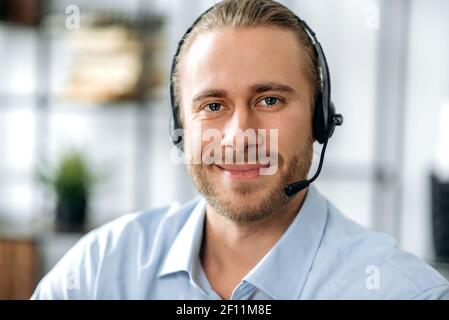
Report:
32,0,449,299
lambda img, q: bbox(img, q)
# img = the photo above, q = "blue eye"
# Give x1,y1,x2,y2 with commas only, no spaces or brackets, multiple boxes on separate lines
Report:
262,97,279,107
205,102,222,112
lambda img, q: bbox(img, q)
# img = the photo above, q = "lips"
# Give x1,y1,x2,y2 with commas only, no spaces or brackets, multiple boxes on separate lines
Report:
216,164,269,171
215,163,270,179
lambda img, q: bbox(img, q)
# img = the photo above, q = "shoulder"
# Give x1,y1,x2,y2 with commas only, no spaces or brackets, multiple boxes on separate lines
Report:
310,198,449,299
31,197,201,299
92,198,198,251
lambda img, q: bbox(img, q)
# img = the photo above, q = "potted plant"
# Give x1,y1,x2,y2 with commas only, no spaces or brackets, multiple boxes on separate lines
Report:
37,150,97,233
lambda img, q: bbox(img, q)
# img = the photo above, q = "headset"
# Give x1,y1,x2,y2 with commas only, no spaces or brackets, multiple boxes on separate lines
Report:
168,3,343,197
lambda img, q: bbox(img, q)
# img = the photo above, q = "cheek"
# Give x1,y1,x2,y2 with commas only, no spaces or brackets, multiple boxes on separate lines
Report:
183,119,221,160
280,120,312,148
263,109,312,161
182,120,199,160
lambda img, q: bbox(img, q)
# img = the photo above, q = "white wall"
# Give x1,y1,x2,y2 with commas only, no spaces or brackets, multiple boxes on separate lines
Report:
400,0,449,259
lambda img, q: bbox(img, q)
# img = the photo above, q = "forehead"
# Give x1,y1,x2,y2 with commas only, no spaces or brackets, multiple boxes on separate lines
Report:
179,26,310,98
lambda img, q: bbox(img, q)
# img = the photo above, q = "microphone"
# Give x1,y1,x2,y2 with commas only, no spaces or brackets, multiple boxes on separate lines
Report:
284,114,343,197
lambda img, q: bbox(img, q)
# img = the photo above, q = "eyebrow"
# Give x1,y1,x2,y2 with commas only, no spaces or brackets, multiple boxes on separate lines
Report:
250,82,296,95
192,89,227,103
191,82,296,103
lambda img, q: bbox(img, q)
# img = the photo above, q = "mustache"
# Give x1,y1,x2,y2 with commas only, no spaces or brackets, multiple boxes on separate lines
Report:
200,152,282,172
203,146,279,164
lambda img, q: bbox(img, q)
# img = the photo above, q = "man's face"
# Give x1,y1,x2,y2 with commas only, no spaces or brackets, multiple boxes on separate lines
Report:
179,26,314,222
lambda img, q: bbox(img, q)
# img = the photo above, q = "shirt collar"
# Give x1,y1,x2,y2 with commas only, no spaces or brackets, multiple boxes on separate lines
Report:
158,197,206,279
158,186,329,300
243,185,329,299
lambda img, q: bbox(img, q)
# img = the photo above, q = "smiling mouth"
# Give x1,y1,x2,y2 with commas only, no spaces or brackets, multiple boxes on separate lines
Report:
215,163,270,179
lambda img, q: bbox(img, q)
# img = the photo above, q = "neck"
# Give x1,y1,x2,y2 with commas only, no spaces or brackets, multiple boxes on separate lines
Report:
200,188,308,299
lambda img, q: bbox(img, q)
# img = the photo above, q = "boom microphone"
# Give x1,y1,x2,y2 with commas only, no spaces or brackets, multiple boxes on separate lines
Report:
284,114,343,197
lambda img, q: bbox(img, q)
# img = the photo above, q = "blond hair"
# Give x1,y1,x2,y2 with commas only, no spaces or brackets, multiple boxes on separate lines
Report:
171,0,320,125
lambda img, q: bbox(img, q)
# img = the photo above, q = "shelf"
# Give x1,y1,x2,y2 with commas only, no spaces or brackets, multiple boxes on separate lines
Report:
0,92,168,113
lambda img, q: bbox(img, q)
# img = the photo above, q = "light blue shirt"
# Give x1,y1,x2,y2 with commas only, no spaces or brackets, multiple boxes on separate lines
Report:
32,186,449,299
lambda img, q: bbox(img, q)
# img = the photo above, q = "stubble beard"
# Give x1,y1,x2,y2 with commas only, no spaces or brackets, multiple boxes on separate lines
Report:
187,139,314,224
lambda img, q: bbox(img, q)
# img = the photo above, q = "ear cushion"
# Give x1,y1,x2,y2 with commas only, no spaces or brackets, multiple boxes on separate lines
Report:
312,92,336,144
169,117,184,151
312,92,326,144
327,101,337,139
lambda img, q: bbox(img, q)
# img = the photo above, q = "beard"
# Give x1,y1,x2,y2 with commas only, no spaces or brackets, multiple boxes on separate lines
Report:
186,139,313,223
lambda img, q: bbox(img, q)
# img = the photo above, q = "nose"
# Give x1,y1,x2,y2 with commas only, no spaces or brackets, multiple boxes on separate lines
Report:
221,106,259,161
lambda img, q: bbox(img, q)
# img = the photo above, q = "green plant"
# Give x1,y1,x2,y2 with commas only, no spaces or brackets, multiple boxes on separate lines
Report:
37,150,98,231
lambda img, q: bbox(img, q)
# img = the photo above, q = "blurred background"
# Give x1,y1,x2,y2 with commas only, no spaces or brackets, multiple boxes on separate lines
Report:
1,0,449,299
